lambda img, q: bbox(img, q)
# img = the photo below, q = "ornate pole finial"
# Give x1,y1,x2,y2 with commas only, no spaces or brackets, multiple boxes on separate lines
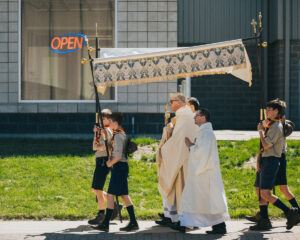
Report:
258,12,262,29
85,35,96,53
81,36,95,64
251,18,257,35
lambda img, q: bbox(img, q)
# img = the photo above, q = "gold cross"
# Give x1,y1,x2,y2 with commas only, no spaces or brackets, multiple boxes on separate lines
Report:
251,19,257,34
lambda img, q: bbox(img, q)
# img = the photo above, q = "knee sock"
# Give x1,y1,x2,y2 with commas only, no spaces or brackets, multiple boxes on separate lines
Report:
273,199,290,214
102,208,113,225
259,205,269,219
289,198,300,212
126,205,137,223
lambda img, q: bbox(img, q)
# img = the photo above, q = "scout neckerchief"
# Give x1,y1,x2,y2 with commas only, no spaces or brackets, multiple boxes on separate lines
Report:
259,117,281,153
95,125,110,145
110,128,126,156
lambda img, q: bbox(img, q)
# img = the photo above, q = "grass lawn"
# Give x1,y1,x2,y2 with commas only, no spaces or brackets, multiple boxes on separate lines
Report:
0,138,299,220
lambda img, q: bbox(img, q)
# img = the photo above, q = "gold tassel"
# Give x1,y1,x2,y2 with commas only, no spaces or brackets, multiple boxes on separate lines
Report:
97,85,107,95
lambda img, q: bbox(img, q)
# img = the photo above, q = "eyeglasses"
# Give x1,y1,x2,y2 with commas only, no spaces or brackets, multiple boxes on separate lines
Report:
169,99,179,104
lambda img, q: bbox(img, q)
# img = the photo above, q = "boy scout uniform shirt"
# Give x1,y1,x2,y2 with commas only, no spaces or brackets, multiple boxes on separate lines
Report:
262,121,285,158
111,132,128,162
96,128,113,158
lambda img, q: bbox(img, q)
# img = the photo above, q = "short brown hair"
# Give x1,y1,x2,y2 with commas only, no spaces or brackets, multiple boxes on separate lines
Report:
109,112,123,125
266,98,285,117
199,107,210,122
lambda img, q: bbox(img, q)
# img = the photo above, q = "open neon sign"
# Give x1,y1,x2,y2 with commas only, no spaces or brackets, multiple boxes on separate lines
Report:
50,33,86,53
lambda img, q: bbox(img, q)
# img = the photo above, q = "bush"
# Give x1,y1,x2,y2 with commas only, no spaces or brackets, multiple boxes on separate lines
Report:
133,137,158,146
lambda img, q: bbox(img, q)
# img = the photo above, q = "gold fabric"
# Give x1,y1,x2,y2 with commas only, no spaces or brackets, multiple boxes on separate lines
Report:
93,40,252,90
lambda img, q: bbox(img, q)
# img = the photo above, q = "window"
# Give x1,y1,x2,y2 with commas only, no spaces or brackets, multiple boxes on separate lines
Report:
21,0,115,100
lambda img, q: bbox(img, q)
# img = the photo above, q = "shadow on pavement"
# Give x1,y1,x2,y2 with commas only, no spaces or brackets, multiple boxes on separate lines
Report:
23,224,295,240
26,232,226,240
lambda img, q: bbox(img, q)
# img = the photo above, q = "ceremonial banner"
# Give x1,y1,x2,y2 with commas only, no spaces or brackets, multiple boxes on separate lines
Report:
93,39,252,92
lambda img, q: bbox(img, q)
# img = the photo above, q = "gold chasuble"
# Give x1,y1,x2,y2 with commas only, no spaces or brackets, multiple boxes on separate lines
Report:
158,105,197,209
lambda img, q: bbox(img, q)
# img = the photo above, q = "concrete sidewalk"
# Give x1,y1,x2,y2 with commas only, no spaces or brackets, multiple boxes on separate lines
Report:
1,131,300,140
214,131,300,140
0,220,299,240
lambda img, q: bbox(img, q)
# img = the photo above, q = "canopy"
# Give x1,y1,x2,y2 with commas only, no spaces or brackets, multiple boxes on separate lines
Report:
93,39,252,93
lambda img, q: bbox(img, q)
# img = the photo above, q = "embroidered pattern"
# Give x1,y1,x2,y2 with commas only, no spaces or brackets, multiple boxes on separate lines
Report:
93,41,252,88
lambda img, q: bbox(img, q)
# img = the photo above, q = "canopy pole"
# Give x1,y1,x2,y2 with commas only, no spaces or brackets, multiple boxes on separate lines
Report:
94,26,110,160
251,12,268,203
95,25,122,222
81,27,110,161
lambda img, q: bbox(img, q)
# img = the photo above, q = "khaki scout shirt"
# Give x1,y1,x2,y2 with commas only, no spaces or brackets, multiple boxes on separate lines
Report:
95,128,113,158
262,121,285,158
111,131,128,162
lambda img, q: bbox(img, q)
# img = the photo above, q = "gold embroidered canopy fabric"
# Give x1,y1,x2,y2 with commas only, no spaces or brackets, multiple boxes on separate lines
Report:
93,39,252,91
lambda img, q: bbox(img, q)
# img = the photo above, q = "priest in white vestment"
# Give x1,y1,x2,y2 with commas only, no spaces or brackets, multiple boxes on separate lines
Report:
179,108,230,234
156,93,197,225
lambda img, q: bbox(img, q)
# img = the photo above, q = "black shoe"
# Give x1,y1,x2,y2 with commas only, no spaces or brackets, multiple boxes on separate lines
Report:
158,213,165,219
111,202,123,220
245,212,261,223
206,222,227,234
155,217,171,226
91,222,109,232
286,207,299,230
119,221,139,232
249,218,272,231
88,212,105,225
167,222,186,233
